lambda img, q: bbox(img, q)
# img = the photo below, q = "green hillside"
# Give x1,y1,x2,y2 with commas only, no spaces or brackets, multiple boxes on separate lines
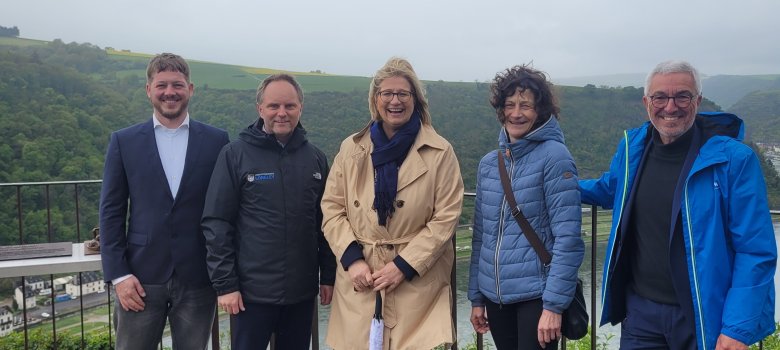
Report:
729,89,780,143
1,37,779,245
703,74,780,109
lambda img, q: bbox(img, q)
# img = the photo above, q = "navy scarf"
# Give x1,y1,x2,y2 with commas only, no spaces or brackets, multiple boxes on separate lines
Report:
370,111,421,226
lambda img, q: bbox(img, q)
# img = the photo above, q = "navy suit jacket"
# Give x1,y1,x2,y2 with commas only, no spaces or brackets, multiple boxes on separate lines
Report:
99,118,229,287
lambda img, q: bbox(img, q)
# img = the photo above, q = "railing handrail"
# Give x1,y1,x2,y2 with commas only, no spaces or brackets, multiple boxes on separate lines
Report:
0,180,102,187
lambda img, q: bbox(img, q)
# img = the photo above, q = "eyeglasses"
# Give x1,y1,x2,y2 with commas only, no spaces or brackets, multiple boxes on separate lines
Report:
648,94,697,108
377,90,413,103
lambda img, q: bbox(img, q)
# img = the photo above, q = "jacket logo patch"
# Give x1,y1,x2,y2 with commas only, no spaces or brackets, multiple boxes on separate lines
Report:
563,171,573,179
313,172,322,180
248,173,274,182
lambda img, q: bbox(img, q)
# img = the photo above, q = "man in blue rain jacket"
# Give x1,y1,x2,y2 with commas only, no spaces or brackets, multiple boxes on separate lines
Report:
580,60,776,350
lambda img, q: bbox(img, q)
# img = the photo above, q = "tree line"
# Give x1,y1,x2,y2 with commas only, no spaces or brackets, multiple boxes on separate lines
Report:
0,25,19,38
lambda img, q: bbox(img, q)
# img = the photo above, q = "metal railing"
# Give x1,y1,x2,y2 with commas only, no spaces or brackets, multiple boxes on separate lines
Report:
0,180,105,349
0,181,777,349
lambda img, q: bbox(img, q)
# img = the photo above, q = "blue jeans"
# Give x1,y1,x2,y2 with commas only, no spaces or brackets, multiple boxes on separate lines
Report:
113,274,216,350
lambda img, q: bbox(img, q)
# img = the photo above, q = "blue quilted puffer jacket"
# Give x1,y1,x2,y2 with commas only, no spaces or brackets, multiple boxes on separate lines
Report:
468,117,584,313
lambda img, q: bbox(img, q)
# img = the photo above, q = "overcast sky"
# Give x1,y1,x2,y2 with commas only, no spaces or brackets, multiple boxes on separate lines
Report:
3,0,779,82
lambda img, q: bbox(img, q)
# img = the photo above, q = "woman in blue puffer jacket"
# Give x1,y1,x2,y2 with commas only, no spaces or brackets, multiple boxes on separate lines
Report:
468,64,584,350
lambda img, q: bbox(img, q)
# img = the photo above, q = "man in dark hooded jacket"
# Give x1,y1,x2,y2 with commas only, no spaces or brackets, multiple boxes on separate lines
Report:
202,74,336,350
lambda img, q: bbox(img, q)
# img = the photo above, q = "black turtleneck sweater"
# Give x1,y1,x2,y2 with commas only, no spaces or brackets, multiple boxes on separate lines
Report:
628,126,695,304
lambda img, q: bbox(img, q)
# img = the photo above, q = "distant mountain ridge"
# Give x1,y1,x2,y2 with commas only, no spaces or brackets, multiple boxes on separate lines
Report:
556,72,780,111
555,73,646,89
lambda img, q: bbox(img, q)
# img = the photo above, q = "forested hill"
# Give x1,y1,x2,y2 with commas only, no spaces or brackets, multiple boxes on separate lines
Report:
702,75,780,110
729,89,780,143
1,39,779,224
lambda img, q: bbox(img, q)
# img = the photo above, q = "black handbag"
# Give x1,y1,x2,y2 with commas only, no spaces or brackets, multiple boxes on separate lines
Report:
497,150,589,340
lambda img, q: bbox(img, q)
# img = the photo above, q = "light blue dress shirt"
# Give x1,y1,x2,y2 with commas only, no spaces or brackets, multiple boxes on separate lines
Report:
153,114,190,198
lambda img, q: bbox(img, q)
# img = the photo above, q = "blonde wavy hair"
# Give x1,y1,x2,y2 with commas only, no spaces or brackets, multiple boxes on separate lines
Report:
368,57,431,125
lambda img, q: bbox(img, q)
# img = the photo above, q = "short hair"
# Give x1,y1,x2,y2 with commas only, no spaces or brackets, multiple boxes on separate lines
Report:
368,57,431,125
489,64,559,125
146,53,190,83
644,60,702,96
256,74,304,104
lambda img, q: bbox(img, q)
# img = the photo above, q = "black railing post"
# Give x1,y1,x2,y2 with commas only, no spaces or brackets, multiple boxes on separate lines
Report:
74,183,82,242
79,272,85,347
108,286,113,347
75,183,86,348
50,274,57,347
451,234,458,350
591,206,598,349
16,185,29,350
21,276,29,350
311,300,319,350
211,305,220,350
230,314,236,349
16,185,23,243
45,185,59,349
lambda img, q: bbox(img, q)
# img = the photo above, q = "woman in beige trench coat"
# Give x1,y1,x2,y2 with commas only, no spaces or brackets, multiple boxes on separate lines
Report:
321,57,464,350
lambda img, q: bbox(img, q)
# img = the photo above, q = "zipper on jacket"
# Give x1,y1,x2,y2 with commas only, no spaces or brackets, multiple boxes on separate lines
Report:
683,179,707,349
601,131,631,313
494,149,512,305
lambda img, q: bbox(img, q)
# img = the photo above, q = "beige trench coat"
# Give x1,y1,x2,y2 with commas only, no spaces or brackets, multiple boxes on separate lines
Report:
322,122,464,350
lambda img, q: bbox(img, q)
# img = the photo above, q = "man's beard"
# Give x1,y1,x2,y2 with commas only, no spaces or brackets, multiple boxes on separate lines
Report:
155,98,189,120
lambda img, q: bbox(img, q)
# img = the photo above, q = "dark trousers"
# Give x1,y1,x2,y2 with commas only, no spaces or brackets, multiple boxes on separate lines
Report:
485,298,559,350
231,298,314,350
113,274,216,350
620,288,697,350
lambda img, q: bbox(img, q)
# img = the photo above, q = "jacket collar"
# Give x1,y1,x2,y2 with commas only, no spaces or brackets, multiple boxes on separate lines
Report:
239,119,308,151
499,116,564,160
351,120,447,192
628,112,744,173
352,120,448,152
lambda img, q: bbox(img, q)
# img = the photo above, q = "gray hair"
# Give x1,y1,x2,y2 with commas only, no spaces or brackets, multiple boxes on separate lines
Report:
644,60,702,96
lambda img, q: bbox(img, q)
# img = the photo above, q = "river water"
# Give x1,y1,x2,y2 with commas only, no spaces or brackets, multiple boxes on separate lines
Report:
196,219,780,349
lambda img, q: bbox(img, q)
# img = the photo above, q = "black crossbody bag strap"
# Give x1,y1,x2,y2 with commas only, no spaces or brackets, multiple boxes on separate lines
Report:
497,150,552,266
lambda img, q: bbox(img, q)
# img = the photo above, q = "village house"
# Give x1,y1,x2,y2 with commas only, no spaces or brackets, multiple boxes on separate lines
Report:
13,287,36,310
0,305,13,337
65,271,104,297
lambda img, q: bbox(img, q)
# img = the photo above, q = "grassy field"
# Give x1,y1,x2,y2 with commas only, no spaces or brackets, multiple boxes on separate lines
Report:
106,47,372,92
0,37,47,47
28,304,111,337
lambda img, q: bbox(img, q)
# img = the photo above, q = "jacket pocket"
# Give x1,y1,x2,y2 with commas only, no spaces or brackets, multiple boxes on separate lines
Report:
127,231,148,246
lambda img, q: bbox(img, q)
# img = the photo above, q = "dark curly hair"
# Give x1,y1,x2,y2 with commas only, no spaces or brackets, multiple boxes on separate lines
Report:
489,64,559,128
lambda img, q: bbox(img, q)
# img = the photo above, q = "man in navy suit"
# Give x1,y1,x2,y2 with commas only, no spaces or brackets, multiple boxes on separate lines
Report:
100,53,229,350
